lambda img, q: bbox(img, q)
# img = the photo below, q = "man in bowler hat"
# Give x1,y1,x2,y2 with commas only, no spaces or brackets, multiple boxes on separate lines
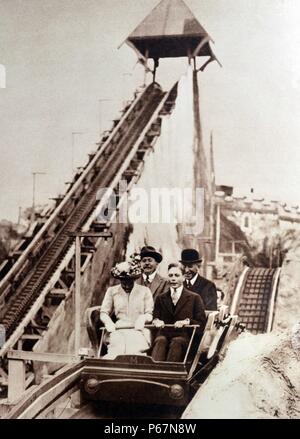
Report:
136,246,169,300
180,249,217,311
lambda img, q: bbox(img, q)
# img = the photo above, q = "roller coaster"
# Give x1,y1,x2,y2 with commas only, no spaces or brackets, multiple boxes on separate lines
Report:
0,81,178,359
0,79,282,419
0,0,283,419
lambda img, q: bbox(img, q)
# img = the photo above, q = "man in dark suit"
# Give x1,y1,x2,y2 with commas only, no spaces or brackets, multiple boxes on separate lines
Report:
151,263,206,362
180,249,218,311
136,246,169,300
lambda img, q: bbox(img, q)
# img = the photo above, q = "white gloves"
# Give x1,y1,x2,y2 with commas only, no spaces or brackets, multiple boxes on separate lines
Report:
105,321,116,333
134,315,147,331
100,313,116,333
153,319,165,328
174,319,190,328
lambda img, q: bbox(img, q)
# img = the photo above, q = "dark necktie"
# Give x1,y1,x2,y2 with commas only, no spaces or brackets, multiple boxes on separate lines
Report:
145,275,150,286
186,280,191,288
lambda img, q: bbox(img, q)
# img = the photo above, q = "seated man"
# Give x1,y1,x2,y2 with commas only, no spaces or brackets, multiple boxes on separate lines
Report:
180,248,218,311
136,246,169,300
151,263,206,363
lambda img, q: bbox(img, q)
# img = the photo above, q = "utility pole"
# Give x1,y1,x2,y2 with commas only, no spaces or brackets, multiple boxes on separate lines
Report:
31,171,46,226
197,237,214,278
69,231,112,356
215,201,221,263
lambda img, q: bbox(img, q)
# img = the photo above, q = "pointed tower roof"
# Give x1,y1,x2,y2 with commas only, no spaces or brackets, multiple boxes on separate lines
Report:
126,0,214,60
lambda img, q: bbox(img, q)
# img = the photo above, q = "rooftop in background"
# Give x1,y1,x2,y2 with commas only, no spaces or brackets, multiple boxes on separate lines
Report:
126,0,215,60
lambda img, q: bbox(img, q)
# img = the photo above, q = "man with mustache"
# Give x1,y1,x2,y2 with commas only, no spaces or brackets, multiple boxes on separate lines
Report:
136,246,169,300
180,249,217,311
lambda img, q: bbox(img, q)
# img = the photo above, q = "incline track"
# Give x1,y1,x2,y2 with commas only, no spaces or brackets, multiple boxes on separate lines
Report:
235,267,280,334
0,83,165,341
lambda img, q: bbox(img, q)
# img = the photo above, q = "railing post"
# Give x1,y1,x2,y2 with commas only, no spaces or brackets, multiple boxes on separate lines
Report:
8,359,26,403
75,236,81,356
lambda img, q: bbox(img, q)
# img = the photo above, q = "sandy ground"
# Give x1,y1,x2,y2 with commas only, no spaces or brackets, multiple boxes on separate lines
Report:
183,329,300,419
183,229,300,419
273,230,300,331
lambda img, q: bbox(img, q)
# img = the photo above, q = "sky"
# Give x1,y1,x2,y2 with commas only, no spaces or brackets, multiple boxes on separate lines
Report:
0,0,300,222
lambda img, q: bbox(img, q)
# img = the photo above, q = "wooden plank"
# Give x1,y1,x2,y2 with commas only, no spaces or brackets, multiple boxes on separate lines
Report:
0,367,8,380
36,385,79,419
8,363,84,419
68,232,112,238
47,288,68,299
8,359,26,403
25,373,35,389
75,237,81,356
21,334,42,341
7,350,78,364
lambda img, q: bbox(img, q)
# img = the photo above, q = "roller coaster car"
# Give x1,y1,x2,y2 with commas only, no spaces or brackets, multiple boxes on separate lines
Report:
80,306,237,407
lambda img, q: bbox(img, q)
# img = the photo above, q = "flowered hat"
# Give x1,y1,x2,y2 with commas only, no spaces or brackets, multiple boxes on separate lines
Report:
111,254,142,280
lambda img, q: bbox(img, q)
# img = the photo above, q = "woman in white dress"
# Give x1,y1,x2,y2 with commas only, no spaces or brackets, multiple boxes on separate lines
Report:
100,259,154,359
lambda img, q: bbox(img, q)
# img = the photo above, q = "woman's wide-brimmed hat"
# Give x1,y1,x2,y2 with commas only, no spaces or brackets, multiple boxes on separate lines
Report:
140,246,162,263
111,261,142,280
179,249,203,264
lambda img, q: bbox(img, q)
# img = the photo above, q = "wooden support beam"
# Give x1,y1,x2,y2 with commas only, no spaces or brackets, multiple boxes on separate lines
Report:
68,231,112,238
74,237,81,356
91,222,108,232
64,269,75,275
47,288,68,299
192,36,210,58
25,373,35,389
81,245,96,253
57,279,68,289
21,334,42,341
8,359,26,403
123,170,138,177
8,350,78,363
0,367,8,380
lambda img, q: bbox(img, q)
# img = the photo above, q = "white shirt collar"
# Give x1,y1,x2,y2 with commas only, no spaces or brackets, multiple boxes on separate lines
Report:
189,273,198,285
143,270,157,283
171,285,183,297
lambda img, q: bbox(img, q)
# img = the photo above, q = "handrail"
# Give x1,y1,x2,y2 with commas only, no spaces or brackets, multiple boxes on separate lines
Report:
266,267,281,333
0,84,167,356
98,324,200,331
97,325,199,362
229,266,249,315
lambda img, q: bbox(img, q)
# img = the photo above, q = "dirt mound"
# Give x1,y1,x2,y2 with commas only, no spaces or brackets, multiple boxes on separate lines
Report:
183,329,300,419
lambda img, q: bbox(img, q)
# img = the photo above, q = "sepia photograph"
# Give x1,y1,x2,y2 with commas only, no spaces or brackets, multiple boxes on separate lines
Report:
0,0,299,422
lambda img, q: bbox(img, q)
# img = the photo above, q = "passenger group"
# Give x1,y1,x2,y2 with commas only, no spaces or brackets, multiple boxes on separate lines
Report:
99,246,220,362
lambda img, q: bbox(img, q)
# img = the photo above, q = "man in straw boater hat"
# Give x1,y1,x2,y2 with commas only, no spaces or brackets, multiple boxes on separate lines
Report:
180,249,218,311
136,246,169,300
100,257,153,359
